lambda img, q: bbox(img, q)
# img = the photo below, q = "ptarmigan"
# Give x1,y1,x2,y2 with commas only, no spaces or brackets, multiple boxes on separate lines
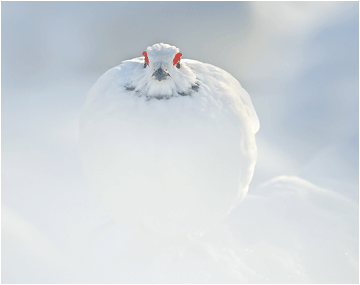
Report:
80,43,259,237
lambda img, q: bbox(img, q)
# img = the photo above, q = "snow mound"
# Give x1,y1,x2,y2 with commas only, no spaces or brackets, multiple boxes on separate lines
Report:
225,175,359,283
41,175,357,283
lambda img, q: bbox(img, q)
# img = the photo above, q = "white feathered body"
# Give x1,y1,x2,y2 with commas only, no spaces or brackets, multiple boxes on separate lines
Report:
80,47,259,236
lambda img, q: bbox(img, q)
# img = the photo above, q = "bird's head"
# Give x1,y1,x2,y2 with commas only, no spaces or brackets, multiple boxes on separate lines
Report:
143,44,182,81
128,43,197,99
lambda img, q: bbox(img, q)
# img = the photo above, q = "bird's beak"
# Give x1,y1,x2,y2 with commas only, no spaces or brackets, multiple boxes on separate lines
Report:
152,67,170,81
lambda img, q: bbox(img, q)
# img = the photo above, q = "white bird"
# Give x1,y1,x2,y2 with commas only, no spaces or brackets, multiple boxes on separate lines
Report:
80,43,259,237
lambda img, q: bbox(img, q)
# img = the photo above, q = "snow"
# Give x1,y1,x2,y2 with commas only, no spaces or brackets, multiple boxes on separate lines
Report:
2,2,358,283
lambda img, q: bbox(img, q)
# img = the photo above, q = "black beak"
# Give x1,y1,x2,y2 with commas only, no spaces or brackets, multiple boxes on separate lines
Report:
152,67,170,81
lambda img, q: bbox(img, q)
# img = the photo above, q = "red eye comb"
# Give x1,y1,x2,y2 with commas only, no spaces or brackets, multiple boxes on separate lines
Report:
142,51,149,66
173,52,183,66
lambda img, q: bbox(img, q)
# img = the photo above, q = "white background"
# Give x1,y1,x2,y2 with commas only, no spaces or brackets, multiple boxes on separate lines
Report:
2,2,358,283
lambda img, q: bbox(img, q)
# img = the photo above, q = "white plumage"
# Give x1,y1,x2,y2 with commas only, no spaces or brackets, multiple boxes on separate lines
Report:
80,43,259,237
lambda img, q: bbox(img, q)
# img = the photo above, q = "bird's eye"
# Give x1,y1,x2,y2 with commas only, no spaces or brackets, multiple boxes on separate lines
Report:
142,51,149,68
176,62,180,69
173,52,183,67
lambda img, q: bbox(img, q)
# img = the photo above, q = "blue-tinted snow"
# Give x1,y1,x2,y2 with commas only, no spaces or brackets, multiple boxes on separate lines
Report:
2,2,358,283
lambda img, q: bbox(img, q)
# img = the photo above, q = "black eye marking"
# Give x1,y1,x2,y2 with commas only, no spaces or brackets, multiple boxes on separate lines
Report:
176,62,180,69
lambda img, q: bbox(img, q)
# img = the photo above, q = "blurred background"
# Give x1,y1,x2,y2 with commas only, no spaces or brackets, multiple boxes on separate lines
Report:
2,1,358,283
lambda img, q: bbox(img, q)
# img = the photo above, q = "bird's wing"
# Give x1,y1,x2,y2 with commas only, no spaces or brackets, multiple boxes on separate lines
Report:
184,59,260,134
83,58,143,110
